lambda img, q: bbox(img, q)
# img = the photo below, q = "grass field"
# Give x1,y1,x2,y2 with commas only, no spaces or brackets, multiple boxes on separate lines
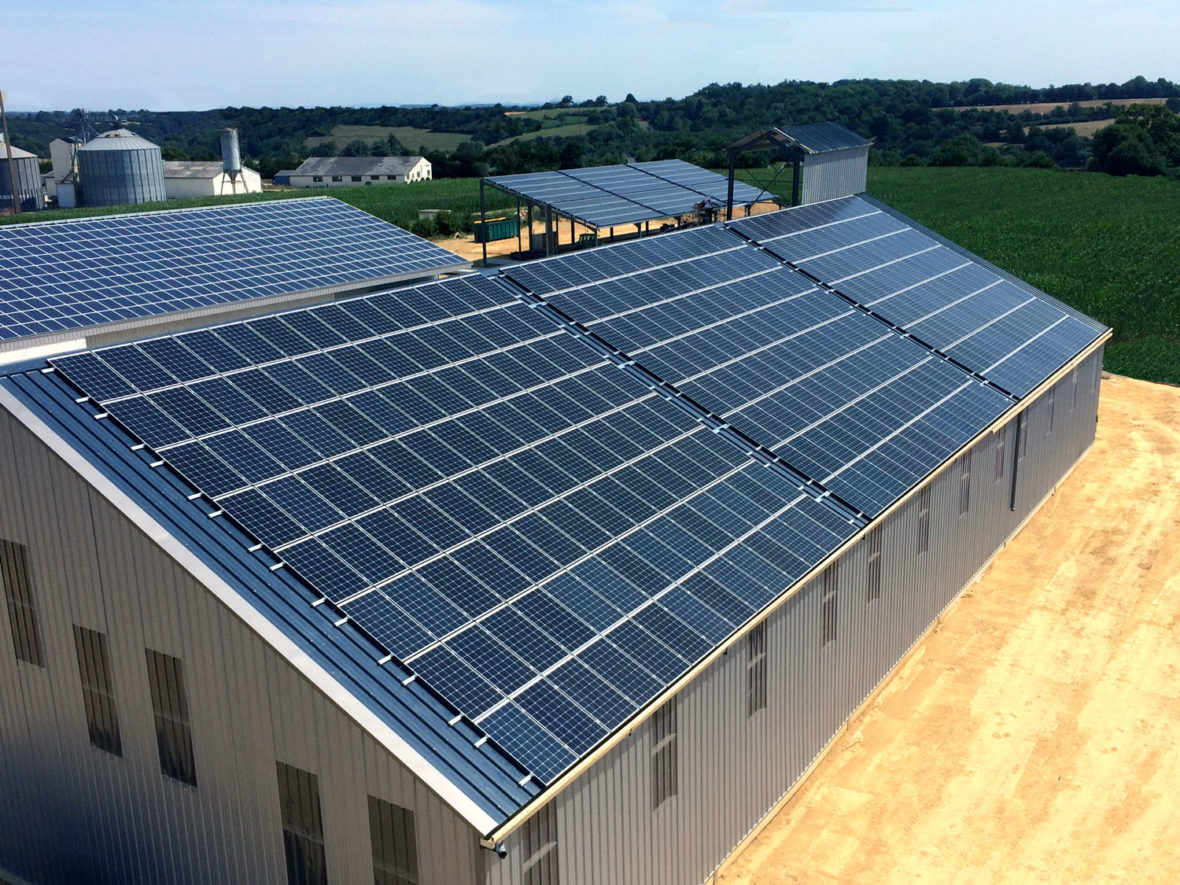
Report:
305,125,470,153
862,167,1180,385
5,167,1175,384
937,97,1170,114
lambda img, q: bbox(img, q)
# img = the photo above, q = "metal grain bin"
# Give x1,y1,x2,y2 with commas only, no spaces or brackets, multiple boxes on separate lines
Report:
77,128,167,207
0,141,42,212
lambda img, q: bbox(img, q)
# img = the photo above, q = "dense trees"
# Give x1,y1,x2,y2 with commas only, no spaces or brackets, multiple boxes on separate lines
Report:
7,76,1178,181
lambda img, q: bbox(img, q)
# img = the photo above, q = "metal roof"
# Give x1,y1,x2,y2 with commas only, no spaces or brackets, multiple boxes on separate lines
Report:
0,197,468,352
292,156,426,177
772,122,870,154
484,159,771,230
0,195,1109,839
0,140,39,160
162,161,233,179
79,128,162,152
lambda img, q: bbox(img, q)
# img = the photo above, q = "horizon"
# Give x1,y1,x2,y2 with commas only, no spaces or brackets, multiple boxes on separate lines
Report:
5,0,1178,113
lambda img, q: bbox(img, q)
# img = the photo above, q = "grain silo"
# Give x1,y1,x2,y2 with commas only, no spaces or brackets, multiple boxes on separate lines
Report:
76,127,167,207
0,139,41,213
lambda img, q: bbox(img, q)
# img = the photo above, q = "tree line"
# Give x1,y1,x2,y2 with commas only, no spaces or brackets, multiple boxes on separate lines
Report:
7,76,1179,182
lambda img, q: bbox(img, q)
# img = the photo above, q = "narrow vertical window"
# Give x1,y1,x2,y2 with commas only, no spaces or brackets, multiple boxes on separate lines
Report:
651,697,678,810
994,427,1007,483
1,539,45,667
276,762,328,885
1071,368,1079,412
521,800,559,885
746,621,767,716
145,649,197,785
369,796,418,885
866,527,882,603
959,450,972,516
1018,412,1029,463
821,562,839,646
74,626,122,756
1047,389,1056,435
1092,356,1100,392
917,487,931,555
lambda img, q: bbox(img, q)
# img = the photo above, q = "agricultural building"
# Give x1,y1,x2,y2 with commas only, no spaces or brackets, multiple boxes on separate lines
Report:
728,122,872,209
289,156,432,189
0,197,468,366
76,129,168,208
273,169,296,186
0,139,43,213
162,161,263,199
482,159,771,258
0,184,1108,884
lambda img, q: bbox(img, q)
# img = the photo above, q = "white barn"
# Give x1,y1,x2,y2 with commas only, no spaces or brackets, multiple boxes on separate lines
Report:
162,161,263,199
290,156,432,188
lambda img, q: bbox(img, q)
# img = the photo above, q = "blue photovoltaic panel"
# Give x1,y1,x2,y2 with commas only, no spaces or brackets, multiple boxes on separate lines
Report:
729,197,1103,397
485,160,771,230
52,272,857,785
0,197,466,342
530,226,1012,517
631,159,768,205
503,224,754,298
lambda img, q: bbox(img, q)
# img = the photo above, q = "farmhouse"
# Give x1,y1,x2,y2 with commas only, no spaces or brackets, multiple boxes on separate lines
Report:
0,150,1108,884
289,155,432,188
162,160,263,199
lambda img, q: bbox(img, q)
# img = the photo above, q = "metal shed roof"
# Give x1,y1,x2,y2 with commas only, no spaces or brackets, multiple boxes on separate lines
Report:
483,159,771,230
772,122,871,154
79,128,162,152
292,156,426,177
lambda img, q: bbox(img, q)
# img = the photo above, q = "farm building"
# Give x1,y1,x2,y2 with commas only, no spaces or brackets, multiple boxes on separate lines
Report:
481,158,771,258
0,169,1108,885
0,138,43,213
273,169,296,186
289,155,432,189
162,161,263,199
0,197,468,366
728,122,872,209
75,129,168,208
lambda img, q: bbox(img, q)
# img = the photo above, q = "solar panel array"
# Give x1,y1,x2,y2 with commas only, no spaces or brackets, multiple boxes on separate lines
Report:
52,273,857,783
505,227,1012,518
0,198,466,342
728,196,1103,397
46,191,1104,787
484,160,767,230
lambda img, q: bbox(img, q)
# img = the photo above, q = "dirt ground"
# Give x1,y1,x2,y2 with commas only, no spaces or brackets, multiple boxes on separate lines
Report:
720,373,1180,884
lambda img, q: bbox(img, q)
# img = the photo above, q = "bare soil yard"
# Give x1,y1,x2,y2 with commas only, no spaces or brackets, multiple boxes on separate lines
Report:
720,374,1180,884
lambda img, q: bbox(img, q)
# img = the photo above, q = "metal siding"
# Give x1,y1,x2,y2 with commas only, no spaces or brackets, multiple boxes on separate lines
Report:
0,410,483,884
489,348,1105,885
800,147,869,204
78,146,168,207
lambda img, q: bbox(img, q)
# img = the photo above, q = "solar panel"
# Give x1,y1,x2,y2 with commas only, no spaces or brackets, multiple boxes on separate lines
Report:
52,272,856,785
519,226,1012,517
728,197,1103,397
0,198,467,342
485,161,770,230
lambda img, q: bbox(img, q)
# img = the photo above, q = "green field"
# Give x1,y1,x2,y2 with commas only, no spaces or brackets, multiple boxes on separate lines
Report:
5,167,1176,384
863,167,1180,386
305,125,470,153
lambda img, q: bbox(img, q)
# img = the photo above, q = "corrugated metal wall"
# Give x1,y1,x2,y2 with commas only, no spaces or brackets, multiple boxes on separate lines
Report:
0,411,483,883
77,148,167,207
800,147,870,204
486,346,1104,885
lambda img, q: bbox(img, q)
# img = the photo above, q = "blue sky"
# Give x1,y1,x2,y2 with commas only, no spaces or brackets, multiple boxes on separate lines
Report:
6,0,1178,110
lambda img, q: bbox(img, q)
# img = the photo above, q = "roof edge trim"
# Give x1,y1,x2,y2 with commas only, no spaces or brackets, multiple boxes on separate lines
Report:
0,384,498,836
